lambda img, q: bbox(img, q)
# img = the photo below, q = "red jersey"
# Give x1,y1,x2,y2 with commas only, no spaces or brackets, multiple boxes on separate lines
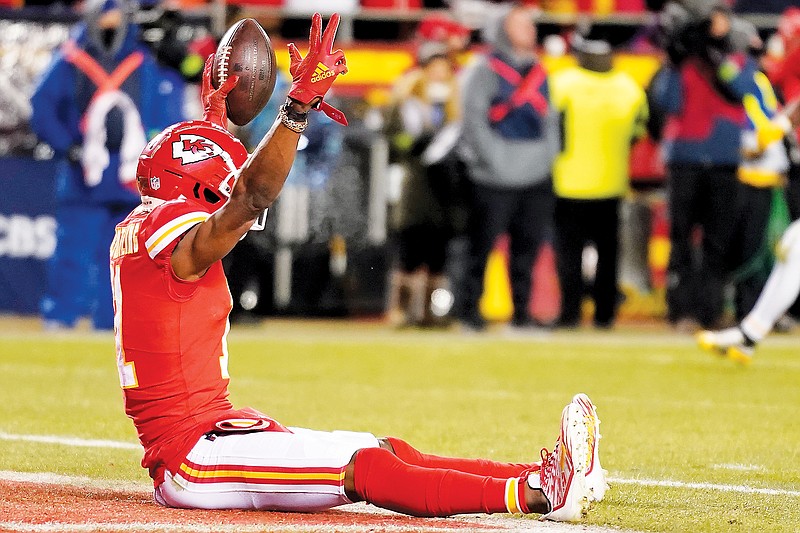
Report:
110,199,276,485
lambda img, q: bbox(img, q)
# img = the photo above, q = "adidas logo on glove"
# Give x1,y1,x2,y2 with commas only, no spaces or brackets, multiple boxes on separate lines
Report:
311,62,336,83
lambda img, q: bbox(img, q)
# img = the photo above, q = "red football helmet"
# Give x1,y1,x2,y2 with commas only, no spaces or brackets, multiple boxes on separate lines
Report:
137,120,259,222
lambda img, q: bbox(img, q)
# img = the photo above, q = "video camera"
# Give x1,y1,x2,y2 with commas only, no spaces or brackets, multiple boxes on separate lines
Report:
655,1,759,67
135,3,211,82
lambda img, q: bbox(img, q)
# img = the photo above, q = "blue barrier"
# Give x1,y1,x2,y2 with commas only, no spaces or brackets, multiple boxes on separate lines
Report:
0,157,57,314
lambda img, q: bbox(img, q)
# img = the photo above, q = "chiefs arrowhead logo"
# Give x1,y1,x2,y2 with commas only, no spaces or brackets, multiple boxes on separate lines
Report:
172,134,226,165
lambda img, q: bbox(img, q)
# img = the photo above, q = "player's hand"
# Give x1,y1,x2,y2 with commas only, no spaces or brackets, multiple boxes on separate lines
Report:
287,12,349,125
201,54,239,128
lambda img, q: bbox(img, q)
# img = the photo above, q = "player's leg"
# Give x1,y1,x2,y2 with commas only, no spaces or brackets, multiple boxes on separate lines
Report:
381,436,535,477
347,399,595,521
698,219,800,363
742,219,800,340
381,393,606,502
346,445,546,516
154,428,381,511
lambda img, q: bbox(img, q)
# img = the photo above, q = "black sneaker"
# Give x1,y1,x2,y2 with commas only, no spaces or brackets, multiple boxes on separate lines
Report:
460,313,487,332
512,315,554,330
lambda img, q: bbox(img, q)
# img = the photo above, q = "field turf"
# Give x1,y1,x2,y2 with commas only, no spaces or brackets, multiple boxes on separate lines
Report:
0,319,798,532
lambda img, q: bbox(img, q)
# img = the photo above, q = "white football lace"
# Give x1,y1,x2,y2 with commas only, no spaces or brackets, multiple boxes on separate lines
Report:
217,46,232,84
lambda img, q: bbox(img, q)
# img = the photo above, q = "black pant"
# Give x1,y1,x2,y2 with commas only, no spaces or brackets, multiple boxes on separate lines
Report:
461,180,554,322
665,164,739,328
398,224,449,274
731,184,773,320
554,197,620,327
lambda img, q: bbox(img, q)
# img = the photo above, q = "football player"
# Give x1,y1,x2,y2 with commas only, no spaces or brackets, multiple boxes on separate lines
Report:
111,13,605,520
697,218,800,364
698,100,800,364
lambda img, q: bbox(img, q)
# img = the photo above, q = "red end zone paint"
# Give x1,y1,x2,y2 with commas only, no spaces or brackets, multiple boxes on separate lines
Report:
0,479,511,532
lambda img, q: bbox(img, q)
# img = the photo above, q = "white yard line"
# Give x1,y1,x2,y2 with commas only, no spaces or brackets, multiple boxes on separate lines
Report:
0,431,140,450
608,476,800,497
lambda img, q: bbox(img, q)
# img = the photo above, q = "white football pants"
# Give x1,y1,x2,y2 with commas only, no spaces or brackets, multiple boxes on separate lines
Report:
154,427,379,512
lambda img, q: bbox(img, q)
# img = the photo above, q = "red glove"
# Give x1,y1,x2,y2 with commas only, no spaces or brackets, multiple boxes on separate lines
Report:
201,54,239,128
287,12,349,125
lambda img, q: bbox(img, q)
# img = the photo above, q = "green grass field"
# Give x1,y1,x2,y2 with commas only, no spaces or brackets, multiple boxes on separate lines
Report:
1,320,799,531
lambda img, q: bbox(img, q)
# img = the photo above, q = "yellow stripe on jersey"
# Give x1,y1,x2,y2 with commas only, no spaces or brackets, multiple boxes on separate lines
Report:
144,212,209,259
178,463,346,482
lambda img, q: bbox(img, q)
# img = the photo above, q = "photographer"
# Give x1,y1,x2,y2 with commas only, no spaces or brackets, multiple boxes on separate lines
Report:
649,2,759,331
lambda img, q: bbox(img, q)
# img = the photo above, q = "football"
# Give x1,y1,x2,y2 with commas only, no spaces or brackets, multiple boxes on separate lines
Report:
211,18,277,126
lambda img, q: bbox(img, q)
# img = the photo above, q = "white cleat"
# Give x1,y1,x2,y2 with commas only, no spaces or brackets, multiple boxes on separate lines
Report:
529,402,591,522
572,393,608,503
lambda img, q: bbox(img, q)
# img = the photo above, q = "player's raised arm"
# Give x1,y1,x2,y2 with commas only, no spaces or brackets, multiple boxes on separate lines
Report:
171,13,347,281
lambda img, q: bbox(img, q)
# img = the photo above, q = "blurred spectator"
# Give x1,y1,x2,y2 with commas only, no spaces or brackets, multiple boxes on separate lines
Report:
231,67,345,320
728,46,790,321
458,4,559,331
765,6,800,222
697,103,800,364
648,3,748,331
540,0,646,14
733,0,798,15
30,0,184,329
385,41,462,328
549,33,648,329
764,6,800,325
766,7,800,103
416,13,472,64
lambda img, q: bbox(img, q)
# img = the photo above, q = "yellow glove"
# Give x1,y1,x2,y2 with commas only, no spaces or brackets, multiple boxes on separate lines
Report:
755,117,790,151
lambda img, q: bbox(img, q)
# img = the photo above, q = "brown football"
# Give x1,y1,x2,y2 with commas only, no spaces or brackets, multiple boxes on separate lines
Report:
211,18,277,126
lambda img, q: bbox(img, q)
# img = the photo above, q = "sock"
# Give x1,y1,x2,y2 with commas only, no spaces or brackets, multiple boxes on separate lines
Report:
386,437,536,478
353,446,530,517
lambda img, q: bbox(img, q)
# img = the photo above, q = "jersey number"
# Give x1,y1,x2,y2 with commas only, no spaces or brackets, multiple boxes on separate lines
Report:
112,264,139,389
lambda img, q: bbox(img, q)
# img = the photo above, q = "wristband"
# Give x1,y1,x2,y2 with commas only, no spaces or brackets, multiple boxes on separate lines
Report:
279,99,309,133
